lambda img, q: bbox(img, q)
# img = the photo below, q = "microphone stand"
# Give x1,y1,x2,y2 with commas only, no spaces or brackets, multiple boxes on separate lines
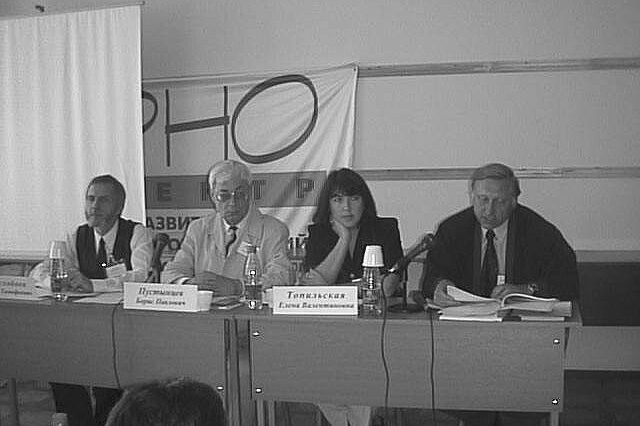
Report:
387,269,422,313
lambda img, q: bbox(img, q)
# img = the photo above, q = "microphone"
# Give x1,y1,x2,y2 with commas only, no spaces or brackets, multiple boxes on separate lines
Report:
387,233,435,275
146,233,170,282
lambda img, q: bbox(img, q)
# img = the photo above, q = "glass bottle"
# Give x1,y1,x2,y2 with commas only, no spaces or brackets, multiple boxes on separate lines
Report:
243,245,263,309
361,265,382,316
48,240,69,301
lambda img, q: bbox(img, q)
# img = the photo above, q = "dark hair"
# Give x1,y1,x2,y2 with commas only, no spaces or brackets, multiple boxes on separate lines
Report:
469,163,521,197
312,168,378,226
87,174,126,212
105,378,226,426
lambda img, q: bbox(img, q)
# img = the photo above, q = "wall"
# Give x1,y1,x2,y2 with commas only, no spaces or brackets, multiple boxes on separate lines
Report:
3,0,640,254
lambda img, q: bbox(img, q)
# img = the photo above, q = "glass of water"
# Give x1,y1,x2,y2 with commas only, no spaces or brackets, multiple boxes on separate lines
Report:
48,240,69,301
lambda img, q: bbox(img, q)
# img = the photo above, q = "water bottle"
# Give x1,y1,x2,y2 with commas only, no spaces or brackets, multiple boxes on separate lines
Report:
361,265,382,316
243,245,263,309
51,412,69,426
287,233,307,285
360,245,384,317
48,240,69,301
296,233,307,259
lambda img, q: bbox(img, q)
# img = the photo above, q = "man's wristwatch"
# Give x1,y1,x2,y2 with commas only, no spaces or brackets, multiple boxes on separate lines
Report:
527,283,539,296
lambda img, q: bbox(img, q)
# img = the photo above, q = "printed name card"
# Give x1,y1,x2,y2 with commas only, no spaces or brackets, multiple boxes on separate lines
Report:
124,282,198,312
0,276,42,300
272,286,358,315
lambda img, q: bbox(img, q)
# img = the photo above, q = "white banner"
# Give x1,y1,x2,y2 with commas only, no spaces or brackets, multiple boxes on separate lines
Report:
143,64,357,240
0,6,144,257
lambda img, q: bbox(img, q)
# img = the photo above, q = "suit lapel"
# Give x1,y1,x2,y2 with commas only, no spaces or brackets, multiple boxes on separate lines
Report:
210,214,226,258
472,221,483,294
227,206,263,257
505,207,518,284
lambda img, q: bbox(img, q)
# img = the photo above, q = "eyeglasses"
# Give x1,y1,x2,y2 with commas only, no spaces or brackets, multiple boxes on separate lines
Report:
214,189,249,203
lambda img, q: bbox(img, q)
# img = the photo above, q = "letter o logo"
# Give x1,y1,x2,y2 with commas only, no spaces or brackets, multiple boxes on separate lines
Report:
142,90,158,133
231,74,318,164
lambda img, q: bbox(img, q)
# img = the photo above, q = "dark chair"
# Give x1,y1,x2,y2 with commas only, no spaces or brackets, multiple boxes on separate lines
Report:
578,262,640,326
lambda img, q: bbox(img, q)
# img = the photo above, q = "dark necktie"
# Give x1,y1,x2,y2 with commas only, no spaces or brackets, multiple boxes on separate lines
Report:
97,237,108,267
480,229,498,296
225,226,237,257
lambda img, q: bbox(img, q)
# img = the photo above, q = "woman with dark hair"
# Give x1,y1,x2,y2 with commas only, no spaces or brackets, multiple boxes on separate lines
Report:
302,168,403,426
303,168,403,296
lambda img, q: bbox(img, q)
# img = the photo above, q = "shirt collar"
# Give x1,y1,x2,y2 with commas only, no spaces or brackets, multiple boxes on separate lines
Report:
223,214,247,233
482,219,509,241
93,220,119,251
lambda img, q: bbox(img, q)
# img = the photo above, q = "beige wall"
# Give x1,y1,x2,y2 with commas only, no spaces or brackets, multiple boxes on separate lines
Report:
3,0,640,253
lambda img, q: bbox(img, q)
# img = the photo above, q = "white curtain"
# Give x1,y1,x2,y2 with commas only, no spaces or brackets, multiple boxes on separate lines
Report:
0,5,144,258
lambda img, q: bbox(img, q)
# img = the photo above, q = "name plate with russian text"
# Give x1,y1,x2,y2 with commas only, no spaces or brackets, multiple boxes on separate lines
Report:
124,282,198,312
0,276,44,300
273,286,358,315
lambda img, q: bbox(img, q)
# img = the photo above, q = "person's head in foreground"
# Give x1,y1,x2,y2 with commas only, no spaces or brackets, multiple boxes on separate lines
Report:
105,378,226,426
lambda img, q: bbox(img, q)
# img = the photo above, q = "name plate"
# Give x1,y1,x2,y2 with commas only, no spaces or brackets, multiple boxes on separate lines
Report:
0,276,42,300
273,286,358,315
124,282,198,312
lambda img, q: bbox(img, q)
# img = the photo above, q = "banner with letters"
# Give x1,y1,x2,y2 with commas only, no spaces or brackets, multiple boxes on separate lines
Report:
142,64,357,256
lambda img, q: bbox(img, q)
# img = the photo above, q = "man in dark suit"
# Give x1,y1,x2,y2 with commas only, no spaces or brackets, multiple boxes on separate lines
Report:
44,174,154,426
420,162,578,426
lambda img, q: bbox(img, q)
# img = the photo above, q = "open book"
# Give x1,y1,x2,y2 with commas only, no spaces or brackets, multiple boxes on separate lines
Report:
438,285,572,321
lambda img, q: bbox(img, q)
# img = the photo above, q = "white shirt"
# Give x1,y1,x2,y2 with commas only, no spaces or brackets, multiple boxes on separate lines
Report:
30,220,154,283
93,221,118,261
223,214,247,235
175,216,249,285
64,221,154,278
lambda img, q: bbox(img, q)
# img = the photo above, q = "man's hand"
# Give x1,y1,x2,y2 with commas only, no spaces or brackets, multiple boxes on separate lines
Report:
490,283,529,299
432,279,461,307
67,269,93,292
186,271,243,296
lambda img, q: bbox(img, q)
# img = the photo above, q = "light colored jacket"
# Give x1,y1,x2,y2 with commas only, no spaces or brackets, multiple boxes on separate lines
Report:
161,206,291,288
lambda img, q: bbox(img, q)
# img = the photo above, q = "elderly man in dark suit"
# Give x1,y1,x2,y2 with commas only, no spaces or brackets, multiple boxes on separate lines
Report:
420,162,578,426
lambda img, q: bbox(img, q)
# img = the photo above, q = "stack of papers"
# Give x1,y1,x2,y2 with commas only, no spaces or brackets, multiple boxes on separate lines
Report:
437,286,571,322
0,275,123,304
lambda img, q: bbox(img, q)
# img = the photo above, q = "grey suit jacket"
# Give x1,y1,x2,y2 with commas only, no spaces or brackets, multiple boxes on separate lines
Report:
161,205,291,288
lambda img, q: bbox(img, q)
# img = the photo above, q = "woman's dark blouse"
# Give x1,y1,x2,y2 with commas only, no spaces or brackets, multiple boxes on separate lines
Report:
304,217,403,284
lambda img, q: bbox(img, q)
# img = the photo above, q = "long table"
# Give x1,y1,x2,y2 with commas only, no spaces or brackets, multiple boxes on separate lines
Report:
0,299,236,425
6,299,631,426
246,311,577,426
565,326,640,371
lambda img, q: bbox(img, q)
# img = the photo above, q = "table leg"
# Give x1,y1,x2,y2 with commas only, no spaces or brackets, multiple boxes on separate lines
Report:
256,401,265,426
267,401,276,426
8,378,20,426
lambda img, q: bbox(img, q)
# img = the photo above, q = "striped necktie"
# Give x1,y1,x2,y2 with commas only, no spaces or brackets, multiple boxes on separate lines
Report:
225,226,238,257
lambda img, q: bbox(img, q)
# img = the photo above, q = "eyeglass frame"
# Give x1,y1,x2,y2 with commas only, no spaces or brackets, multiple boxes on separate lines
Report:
213,188,250,203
